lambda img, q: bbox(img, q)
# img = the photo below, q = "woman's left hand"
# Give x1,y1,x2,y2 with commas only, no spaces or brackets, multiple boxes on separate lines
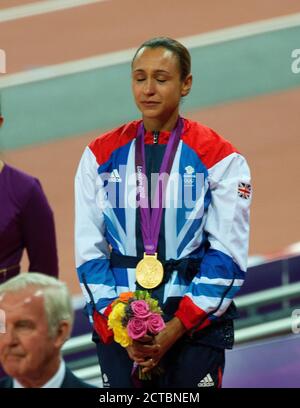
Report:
137,317,186,373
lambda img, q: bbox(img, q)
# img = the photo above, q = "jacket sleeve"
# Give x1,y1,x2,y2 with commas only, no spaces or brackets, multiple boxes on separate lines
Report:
75,146,117,341
21,179,59,278
175,152,252,330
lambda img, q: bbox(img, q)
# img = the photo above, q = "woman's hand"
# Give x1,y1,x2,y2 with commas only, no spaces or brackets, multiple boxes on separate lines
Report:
126,333,160,365
126,317,186,373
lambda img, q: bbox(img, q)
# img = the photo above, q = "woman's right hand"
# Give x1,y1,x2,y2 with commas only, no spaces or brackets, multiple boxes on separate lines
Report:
126,335,160,364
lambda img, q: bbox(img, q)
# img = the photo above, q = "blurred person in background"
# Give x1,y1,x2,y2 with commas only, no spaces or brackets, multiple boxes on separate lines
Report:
0,107,59,283
75,37,252,388
0,272,95,388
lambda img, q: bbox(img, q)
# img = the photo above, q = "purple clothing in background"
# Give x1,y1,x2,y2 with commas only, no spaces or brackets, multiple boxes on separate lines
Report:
0,163,58,280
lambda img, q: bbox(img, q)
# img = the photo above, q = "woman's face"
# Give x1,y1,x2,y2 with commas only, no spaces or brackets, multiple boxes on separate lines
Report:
131,47,191,125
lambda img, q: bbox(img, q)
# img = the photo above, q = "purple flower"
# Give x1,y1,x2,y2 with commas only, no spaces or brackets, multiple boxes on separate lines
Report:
127,318,148,339
130,300,151,319
147,313,165,335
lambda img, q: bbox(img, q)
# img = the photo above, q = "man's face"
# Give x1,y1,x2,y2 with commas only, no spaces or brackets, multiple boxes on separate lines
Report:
0,287,58,383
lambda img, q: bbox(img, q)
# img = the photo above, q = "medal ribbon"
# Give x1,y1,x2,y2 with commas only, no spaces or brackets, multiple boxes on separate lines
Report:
135,117,184,255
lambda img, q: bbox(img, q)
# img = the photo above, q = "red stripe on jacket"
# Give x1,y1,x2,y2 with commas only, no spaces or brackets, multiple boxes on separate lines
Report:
89,118,238,170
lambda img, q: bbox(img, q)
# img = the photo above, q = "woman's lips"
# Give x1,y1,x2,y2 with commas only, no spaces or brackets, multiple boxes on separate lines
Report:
141,101,160,107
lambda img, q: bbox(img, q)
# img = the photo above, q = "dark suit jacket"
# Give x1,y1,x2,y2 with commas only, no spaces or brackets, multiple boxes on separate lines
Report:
0,367,96,388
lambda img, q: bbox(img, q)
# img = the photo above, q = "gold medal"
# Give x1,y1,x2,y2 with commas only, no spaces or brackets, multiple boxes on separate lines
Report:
136,253,164,289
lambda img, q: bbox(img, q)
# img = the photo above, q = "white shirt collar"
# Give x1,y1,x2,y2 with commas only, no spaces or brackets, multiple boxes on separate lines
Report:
13,359,66,388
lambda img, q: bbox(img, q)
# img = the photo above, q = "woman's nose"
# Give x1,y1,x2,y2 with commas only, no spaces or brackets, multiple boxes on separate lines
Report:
143,79,155,95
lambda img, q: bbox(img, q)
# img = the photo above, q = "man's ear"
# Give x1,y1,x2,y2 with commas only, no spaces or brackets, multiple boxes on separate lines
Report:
53,320,71,349
181,74,193,97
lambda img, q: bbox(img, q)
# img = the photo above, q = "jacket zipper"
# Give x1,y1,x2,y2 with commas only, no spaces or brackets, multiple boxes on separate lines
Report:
153,130,159,144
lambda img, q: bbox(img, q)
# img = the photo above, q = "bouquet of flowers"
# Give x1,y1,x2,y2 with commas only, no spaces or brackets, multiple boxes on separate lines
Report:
108,290,165,380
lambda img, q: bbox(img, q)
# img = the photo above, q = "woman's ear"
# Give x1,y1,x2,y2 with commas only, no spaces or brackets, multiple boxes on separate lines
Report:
181,74,193,97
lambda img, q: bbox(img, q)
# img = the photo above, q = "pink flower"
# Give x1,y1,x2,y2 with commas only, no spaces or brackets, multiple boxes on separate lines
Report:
131,300,151,319
127,318,148,339
147,313,165,335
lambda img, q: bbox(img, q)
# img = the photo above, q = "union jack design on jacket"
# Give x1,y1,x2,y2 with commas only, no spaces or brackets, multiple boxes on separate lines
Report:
75,118,251,343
